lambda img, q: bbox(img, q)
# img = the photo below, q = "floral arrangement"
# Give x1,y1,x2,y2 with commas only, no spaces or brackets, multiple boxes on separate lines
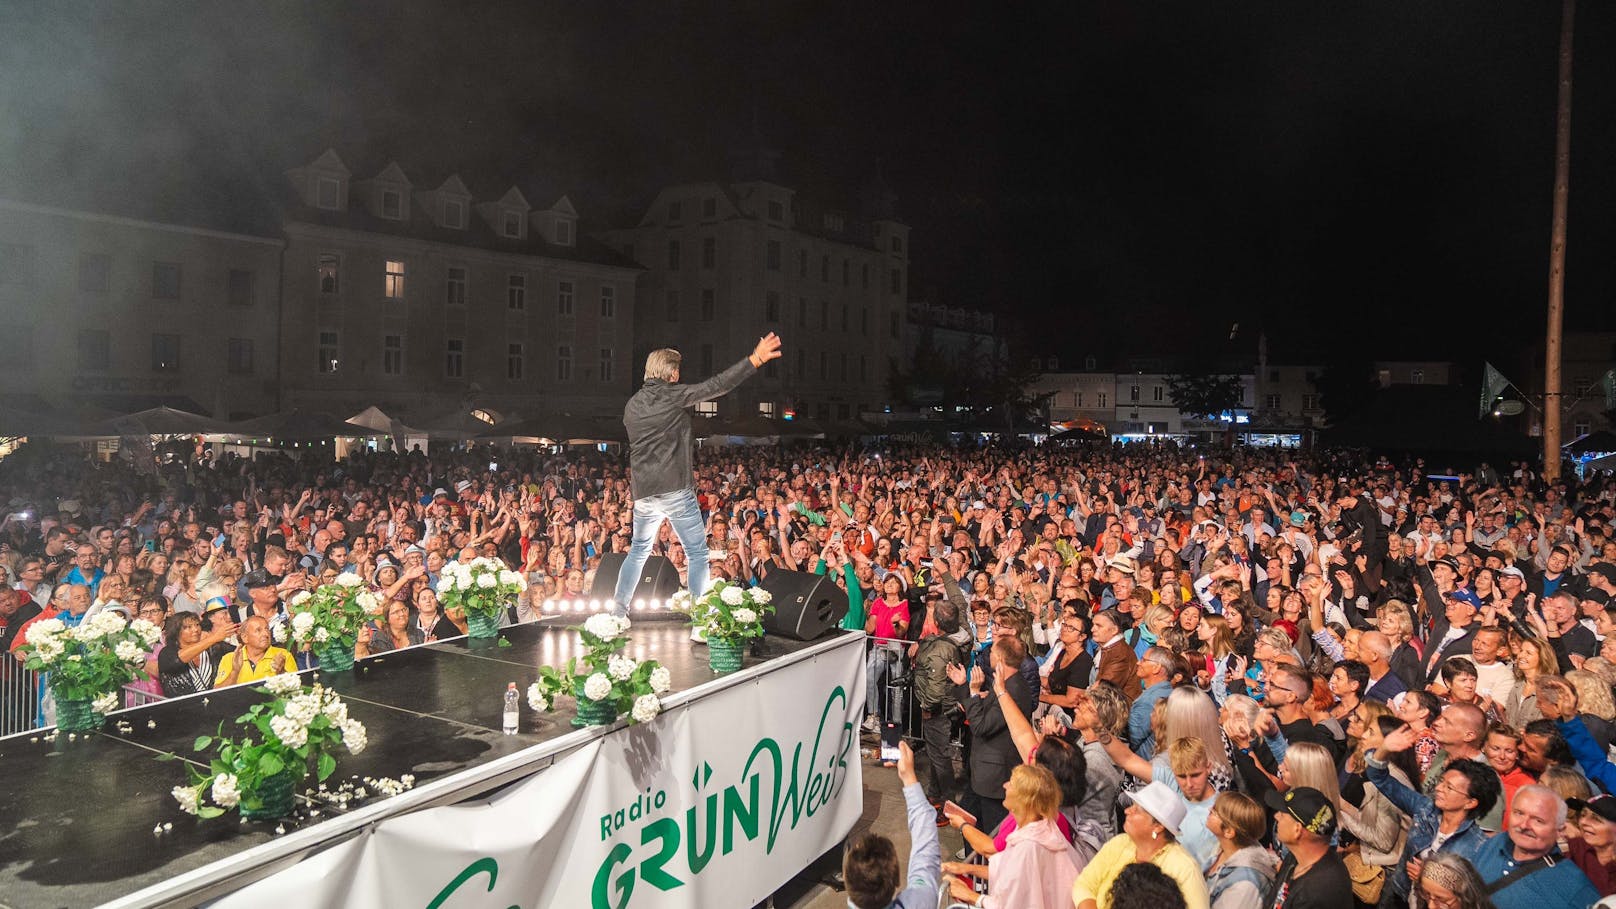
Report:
170,674,366,820
276,577,378,654
527,614,672,726
19,611,162,717
436,557,527,634
679,579,773,642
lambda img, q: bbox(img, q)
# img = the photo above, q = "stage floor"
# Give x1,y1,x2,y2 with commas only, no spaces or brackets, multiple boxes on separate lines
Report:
0,618,837,909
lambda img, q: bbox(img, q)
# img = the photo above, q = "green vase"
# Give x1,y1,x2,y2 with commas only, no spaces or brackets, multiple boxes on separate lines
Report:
467,612,501,641
241,768,298,821
573,697,618,727
55,695,101,733
707,637,745,675
317,642,355,672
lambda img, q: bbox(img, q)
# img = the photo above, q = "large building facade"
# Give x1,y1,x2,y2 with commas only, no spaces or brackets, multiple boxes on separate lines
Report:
0,198,283,418
601,170,909,423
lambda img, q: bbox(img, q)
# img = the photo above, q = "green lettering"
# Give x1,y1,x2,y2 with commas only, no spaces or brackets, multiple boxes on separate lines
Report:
686,793,717,875
722,772,760,854
639,816,683,891
592,842,635,909
425,857,516,909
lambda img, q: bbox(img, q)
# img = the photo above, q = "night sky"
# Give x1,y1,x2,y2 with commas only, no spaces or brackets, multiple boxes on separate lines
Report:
3,1,1614,364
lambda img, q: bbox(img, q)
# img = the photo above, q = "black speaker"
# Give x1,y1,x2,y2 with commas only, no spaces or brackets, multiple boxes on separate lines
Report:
591,553,681,602
759,569,850,640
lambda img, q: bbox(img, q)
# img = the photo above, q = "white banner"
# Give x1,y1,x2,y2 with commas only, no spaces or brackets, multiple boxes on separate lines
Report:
212,637,865,909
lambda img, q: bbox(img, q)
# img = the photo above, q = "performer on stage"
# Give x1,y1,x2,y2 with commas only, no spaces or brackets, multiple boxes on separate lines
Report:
615,333,784,616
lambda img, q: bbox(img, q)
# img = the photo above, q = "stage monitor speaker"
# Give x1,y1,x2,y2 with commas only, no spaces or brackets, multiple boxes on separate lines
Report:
591,553,681,602
759,570,850,641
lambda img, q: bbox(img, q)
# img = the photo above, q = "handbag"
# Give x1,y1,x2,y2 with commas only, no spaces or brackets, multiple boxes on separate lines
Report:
1342,845,1386,904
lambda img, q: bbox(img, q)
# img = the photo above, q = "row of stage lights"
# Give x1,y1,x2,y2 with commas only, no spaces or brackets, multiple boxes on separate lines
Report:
540,598,682,615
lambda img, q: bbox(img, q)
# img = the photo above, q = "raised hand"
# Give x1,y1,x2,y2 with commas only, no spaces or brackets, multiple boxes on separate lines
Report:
749,332,783,367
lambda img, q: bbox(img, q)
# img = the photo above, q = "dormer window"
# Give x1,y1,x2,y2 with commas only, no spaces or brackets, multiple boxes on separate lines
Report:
316,177,341,210
381,190,402,219
443,199,465,229
823,213,844,232
556,220,572,246
502,211,523,239
767,200,784,222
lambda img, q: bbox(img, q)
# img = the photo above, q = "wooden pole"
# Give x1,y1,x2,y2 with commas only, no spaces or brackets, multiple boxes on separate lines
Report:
1544,0,1575,482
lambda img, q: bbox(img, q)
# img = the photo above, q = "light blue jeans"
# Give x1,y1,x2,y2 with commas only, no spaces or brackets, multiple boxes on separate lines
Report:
614,488,709,617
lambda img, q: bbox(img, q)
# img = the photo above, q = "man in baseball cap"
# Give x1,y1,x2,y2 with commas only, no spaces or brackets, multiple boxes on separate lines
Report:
1263,787,1351,907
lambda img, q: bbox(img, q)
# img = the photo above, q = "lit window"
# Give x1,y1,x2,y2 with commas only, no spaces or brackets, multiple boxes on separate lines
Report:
384,260,405,300
318,254,340,294
696,401,717,417
759,401,775,417
319,331,339,373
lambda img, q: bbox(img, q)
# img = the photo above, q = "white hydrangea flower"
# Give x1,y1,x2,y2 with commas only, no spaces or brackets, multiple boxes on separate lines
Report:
608,655,637,681
269,714,308,749
583,613,628,642
322,698,348,724
34,638,65,662
172,785,201,815
527,683,550,712
115,640,144,663
670,590,693,608
211,773,241,808
732,607,758,626
356,591,381,614
336,573,362,588
750,588,772,605
283,693,320,726
455,574,471,591
476,573,496,589
264,673,302,696
720,586,745,606
291,611,316,634
28,618,66,640
630,695,662,724
289,591,312,608
583,672,612,701
340,718,367,754
271,623,288,644
313,627,331,644
649,665,672,694
91,692,119,714
129,617,162,647
498,570,519,587
435,578,454,594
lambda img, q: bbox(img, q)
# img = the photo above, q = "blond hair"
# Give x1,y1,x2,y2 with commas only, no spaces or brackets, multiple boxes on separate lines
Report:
1283,742,1341,811
1569,669,1616,722
1007,763,1061,823
644,348,682,382
1167,735,1211,776
1164,687,1231,774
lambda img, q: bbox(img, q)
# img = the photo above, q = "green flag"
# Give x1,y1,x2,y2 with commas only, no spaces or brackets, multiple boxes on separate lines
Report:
1480,362,1511,418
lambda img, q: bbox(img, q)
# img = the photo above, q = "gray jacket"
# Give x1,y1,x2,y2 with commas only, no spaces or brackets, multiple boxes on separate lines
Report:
623,356,757,499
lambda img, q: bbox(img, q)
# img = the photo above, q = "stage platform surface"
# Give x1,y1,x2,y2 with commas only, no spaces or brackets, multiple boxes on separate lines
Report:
0,618,847,909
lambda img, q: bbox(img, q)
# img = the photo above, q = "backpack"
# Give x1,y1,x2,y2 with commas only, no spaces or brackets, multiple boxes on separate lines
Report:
913,634,964,712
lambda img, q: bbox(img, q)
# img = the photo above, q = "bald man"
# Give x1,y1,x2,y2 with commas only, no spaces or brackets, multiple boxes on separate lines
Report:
1359,631,1408,703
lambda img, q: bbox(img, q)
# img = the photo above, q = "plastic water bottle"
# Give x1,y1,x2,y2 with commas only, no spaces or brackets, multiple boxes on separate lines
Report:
503,682,519,734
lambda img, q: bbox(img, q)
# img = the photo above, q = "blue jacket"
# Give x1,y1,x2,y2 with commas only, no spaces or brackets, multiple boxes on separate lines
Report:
884,783,941,909
1130,681,1173,758
1457,832,1600,909
1558,715,1616,795
1366,752,1490,899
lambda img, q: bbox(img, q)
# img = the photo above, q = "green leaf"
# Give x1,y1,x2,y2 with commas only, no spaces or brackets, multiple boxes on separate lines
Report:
259,752,284,776
155,751,178,762
197,806,226,819
194,735,213,752
317,751,336,781
497,638,512,648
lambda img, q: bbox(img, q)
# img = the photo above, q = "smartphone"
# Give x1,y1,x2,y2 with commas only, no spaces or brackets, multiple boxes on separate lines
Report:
489,461,498,471
942,799,977,827
143,540,156,552
584,541,597,559
879,721,901,764
213,533,226,547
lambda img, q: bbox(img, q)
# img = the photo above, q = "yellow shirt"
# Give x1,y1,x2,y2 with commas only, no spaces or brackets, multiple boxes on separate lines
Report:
1072,834,1210,909
215,647,298,687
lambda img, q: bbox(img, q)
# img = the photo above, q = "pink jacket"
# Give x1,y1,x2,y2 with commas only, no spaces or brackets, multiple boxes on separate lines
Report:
985,818,1083,909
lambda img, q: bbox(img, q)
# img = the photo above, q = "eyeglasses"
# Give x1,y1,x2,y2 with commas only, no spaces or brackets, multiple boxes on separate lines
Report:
1419,887,1460,909
1433,778,1470,798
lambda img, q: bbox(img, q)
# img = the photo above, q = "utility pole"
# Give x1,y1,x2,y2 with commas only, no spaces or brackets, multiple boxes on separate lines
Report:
1544,0,1575,482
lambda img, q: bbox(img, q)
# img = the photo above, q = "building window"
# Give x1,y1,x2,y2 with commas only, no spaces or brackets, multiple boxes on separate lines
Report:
891,236,904,253
79,253,110,292
599,347,613,382
701,289,715,321
841,304,849,331
702,197,717,218
1097,392,1108,408
667,240,681,271
316,177,341,210
384,260,405,300
1303,393,1320,410
889,268,902,294
1153,386,1164,403
152,262,181,300
1265,393,1282,410
556,345,572,381
1084,355,1097,370
766,239,781,271
1574,376,1593,396
227,268,254,306
798,249,808,278
859,356,868,381
502,211,523,238
839,353,848,381
696,400,718,417
819,352,828,380
507,343,524,380
77,329,109,371
1575,420,1591,437
507,274,526,310
824,213,844,232
600,285,616,318
445,338,464,378
381,190,402,219
1129,385,1140,402
382,335,403,375
700,344,713,375
151,333,182,372
842,260,850,286
227,338,254,375
768,200,784,221
319,331,339,373
1411,369,1425,384
702,236,716,269
797,297,807,327
1075,392,1085,408
759,401,775,417
666,289,679,321
557,280,574,315
889,311,899,338
443,199,465,229
861,263,870,290
446,266,466,305
667,201,682,223
820,300,828,330
820,255,829,282
318,253,340,294
765,291,780,323
556,220,572,245
1049,356,1059,370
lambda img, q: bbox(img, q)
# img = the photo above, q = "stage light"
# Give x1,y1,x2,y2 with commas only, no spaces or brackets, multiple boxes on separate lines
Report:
589,599,602,612
575,599,588,612
648,598,663,611
633,599,646,612
543,599,555,612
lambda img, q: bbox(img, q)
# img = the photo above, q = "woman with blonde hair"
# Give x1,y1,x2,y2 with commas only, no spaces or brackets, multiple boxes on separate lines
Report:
943,764,1083,909
1280,742,1341,813
1568,669,1616,723
1205,791,1277,909
1509,633,1560,726
1378,599,1423,690
1129,605,1177,658
1163,686,1234,783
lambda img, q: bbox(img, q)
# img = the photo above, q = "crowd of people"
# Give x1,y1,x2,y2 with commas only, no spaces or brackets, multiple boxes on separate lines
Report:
5,436,1616,909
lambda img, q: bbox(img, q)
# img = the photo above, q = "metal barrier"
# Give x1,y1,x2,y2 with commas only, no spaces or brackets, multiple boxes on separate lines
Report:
124,683,166,709
0,663,41,737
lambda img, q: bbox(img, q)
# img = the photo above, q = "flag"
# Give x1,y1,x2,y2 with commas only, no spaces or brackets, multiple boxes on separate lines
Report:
1480,361,1512,418
1602,368,1616,412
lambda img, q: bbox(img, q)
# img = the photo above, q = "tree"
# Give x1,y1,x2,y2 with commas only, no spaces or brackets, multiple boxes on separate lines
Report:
1166,372,1244,419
